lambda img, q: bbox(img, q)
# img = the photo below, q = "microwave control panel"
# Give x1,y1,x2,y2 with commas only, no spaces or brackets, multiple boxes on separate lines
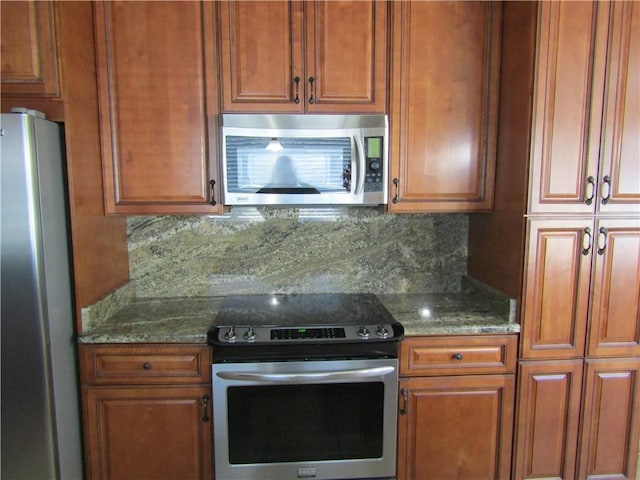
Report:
364,136,384,192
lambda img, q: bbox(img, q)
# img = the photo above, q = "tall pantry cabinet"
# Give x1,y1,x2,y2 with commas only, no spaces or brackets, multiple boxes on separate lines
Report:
468,2,640,479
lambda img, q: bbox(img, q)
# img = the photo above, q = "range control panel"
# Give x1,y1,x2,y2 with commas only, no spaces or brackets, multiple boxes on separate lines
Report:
213,324,397,345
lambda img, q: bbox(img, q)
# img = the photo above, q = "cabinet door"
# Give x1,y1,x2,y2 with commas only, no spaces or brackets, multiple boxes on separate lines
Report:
0,1,60,97
94,1,222,214
513,360,583,480
598,2,640,214
528,2,604,214
85,386,212,480
397,375,514,480
587,218,640,357
578,358,640,480
521,219,593,359
0,1,64,120
389,1,501,213
218,1,304,113
304,1,387,113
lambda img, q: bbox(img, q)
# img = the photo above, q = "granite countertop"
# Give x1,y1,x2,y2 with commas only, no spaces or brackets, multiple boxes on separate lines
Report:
78,289,519,344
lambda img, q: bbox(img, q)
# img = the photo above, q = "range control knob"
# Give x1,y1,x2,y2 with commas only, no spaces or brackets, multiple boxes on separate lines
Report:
224,326,236,343
357,326,370,338
376,325,389,338
244,326,256,341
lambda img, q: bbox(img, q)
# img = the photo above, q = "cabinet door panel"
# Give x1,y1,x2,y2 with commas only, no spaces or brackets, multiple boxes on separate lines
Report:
85,386,212,480
95,1,221,214
389,1,501,212
578,358,640,480
0,1,60,97
219,1,304,112
588,219,640,357
513,360,583,480
305,1,387,113
521,219,592,359
598,2,640,214
397,375,514,480
528,2,602,214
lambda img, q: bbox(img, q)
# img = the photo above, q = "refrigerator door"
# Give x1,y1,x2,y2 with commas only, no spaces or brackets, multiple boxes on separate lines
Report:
1,113,83,479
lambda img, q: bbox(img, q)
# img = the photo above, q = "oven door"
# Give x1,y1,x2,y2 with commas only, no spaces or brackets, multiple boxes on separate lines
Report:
212,358,398,480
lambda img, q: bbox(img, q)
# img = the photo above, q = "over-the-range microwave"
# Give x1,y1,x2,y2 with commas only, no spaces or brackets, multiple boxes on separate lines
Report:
221,114,388,206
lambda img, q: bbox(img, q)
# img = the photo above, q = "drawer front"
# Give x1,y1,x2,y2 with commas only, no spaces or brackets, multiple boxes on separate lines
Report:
81,344,211,385
400,335,517,376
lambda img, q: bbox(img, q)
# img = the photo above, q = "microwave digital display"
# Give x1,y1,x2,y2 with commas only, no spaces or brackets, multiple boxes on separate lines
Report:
366,137,381,159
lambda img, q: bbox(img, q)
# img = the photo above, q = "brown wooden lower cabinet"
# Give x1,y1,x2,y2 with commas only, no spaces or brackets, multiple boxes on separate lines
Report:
80,344,213,480
85,386,212,480
514,357,640,480
397,374,515,480
578,358,640,480
513,360,584,480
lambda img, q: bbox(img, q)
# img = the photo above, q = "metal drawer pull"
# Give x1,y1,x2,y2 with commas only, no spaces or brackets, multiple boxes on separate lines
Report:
392,178,400,203
308,76,316,104
601,175,612,204
142,362,152,370
597,226,608,255
209,179,217,206
216,366,395,383
582,227,592,255
585,176,595,205
202,395,210,422
400,388,408,415
453,353,463,361
293,76,301,104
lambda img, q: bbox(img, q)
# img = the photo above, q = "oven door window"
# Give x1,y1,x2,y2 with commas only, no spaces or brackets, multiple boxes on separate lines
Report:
227,382,384,464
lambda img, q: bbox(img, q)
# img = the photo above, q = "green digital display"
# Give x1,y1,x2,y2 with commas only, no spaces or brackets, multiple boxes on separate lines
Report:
298,328,306,333
367,137,382,159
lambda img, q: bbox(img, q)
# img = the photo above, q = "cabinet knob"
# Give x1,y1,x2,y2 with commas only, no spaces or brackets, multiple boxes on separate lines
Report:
453,353,463,361
143,362,152,370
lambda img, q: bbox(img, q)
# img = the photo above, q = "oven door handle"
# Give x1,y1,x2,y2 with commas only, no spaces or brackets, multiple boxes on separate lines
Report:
216,366,396,383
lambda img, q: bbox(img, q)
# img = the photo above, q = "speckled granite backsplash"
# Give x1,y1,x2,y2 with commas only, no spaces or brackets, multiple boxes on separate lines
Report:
126,208,468,297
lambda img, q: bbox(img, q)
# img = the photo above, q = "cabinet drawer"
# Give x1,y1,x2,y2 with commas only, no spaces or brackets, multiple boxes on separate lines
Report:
80,344,211,385
400,335,517,376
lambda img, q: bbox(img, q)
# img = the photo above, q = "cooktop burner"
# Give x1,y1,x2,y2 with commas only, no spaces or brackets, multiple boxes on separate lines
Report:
208,293,404,362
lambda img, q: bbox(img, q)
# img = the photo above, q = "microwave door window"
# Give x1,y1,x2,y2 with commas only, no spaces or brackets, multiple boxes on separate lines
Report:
225,136,352,195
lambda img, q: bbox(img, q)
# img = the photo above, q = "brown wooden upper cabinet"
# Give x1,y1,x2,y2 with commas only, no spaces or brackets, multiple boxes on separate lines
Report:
218,1,388,113
94,1,223,214
388,1,501,213
529,1,640,215
0,0,64,120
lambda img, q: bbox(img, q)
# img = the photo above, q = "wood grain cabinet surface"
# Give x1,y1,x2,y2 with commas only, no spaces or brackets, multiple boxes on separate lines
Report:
388,1,501,213
397,335,516,480
521,218,640,359
80,344,213,480
218,0,388,113
93,1,223,214
0,0,63,120
529,1,640,215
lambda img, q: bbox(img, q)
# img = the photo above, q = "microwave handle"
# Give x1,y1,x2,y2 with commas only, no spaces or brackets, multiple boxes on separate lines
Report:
216,366,395,384
353,136,366,195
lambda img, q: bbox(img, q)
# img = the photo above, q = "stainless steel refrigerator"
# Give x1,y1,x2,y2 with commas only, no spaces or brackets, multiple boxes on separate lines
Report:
1,111,83,479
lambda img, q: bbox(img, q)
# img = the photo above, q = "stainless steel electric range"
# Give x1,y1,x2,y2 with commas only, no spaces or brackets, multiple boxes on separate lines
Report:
207,293,404,480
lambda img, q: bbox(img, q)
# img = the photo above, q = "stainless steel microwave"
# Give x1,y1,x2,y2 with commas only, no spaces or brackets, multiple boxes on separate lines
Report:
221,114,388,206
